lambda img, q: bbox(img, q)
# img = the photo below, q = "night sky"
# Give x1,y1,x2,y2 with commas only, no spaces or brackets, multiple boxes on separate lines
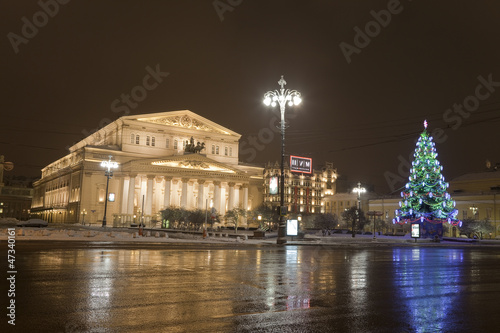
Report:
2,0,500,193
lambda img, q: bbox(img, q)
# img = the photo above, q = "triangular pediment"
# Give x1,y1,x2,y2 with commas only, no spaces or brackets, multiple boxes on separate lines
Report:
124,110,240,137
131,154,243,174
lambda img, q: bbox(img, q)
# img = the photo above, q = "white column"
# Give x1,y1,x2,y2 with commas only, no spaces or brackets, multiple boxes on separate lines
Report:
221,186,227,215
180,178,189,208
127,174,136,215
171,179,179,206
197,180,205,209
121,177,129,214
213,181,221,213
155,178,162,213
139,177,147,207
145,175,154,215
242,184,249,226
163,176,172,209
228,182,235,210
242,184,249,210
188,181,194,209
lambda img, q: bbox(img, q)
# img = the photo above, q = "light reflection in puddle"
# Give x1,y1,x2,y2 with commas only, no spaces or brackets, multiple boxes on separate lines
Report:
393,248,463,333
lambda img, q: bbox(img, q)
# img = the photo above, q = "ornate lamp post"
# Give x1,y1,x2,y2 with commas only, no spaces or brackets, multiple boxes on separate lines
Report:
100,155,118,228
263,75,302,245
352,182,366,238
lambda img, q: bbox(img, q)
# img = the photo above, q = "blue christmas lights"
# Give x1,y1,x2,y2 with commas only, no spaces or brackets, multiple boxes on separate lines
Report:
394,121,461,228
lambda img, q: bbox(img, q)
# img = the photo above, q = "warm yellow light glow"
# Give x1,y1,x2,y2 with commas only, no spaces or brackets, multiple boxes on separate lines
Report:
152,160,235,173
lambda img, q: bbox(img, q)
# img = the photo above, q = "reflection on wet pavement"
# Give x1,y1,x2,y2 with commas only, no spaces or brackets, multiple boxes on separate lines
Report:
9,242,500,332
393,248,463,333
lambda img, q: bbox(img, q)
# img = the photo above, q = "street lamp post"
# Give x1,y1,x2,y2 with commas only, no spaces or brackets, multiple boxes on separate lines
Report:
263,75,302,245
469,204,478,220
367,211,382,240
81,209,87,225
298,214,302,235
352,182,366,238
372,214,375,239
100,155,118,228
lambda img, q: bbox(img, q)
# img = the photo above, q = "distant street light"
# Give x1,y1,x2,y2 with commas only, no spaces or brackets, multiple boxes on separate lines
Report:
81,209,87,225
367,211,383,240
352,182,366,238
263,75,302,245
100,156,118,228
469,204,478,220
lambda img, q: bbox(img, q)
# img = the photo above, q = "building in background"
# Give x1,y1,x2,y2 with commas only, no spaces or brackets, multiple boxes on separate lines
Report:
263,161,338,215
0,156,33,221
31,110,263,226
322,191,377,229
447,164,500,237
368,163,500,237
0,185,33,221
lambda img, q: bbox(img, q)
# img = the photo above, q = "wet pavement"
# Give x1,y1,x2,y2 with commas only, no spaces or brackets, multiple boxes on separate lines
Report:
3,241,500,332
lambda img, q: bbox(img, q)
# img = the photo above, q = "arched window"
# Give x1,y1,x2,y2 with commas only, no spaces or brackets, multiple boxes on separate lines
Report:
130,134,134,144
151,137,155,147
166,138,170,148
135,135,140,144
146,136,150,146
174,139,178,149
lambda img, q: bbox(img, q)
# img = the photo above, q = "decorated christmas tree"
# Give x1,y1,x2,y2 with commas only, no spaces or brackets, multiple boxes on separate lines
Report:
393,120,461,239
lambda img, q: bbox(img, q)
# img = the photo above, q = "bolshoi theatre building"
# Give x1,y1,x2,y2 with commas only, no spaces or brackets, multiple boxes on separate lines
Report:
31,110,264,226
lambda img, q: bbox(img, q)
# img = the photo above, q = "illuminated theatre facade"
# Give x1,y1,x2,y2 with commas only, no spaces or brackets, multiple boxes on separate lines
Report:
31,110,264,226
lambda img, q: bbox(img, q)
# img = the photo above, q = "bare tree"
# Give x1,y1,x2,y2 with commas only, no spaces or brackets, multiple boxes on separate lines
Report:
460,218,494,239
313,213,338,230
342,206,368,233
248,205,274,230
225,207,247,233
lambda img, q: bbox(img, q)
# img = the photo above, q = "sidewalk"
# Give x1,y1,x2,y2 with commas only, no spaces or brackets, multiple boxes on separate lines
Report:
2,222,500,246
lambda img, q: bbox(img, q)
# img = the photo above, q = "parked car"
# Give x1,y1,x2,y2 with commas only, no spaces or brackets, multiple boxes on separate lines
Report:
16,219,48,228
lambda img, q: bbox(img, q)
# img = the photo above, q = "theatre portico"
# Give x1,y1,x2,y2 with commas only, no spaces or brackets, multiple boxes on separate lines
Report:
31,110,263,226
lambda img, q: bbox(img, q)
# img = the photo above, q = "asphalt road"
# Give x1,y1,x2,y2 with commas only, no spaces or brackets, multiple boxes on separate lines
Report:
2,241,500,332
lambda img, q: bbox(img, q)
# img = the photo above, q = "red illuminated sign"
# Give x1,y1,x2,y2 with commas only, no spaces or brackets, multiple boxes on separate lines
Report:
290,155,312,173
